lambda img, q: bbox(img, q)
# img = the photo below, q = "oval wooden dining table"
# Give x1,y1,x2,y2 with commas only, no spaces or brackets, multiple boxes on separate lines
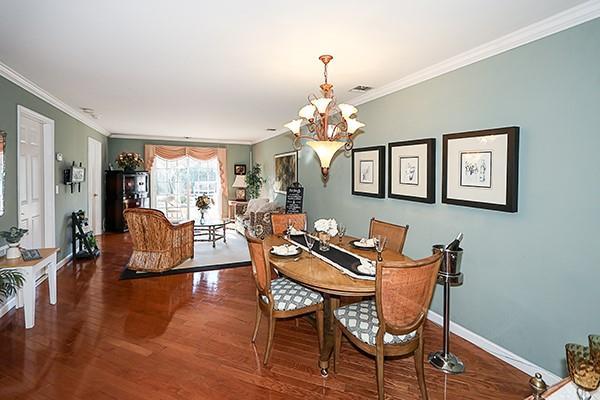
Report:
263,234,413,377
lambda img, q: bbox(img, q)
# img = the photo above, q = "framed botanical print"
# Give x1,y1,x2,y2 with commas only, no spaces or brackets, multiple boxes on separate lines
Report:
274,151,297,194
442,126,519,212
352,146,385,198
388,139,435,203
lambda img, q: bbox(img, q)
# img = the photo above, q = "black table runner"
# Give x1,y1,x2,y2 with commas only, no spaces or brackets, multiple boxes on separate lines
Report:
288,235,373,279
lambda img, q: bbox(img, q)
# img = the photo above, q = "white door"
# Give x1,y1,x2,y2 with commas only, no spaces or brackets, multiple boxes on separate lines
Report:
87,137,103,234
18,114,44,249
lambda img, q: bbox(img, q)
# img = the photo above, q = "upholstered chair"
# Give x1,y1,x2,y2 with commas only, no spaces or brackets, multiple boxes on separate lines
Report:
246,232,324,365
123,208,194,272
369,218,409,254
333,253,442,400
270,213,307,236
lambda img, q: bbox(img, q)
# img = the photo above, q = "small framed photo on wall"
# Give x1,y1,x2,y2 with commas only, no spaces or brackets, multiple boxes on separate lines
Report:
352,146,385,198
388,139,435,203
234,164,246,175
442,126,519,212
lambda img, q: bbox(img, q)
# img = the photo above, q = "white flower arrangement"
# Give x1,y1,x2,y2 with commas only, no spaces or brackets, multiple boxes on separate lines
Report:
314,218,338,237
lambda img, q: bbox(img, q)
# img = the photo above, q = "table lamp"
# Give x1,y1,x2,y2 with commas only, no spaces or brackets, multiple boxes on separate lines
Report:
232,175,247,201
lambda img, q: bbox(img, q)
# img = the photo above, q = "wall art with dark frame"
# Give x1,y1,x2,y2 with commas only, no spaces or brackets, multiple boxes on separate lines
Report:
442,126,519,212
234,164,246,175
388,139,435,203
351,146,386,198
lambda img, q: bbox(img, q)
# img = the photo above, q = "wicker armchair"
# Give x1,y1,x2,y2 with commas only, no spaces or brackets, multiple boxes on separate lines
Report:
123,208,194,272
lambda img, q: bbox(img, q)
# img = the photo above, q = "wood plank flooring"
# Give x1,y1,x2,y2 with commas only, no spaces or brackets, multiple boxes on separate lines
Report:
0,233,532,399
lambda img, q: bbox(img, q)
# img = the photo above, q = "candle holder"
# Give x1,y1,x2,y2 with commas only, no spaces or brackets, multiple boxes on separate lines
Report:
528,373,547,400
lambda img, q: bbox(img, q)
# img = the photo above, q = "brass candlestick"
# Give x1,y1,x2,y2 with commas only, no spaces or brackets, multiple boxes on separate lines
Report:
528,373,547,400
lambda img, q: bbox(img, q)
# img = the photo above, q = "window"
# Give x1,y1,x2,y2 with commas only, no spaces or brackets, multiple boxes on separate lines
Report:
151,156,221,221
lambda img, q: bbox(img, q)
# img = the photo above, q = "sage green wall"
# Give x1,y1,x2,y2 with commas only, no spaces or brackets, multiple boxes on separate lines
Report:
107,138,251,198
252,19,600,376
0,75,108,261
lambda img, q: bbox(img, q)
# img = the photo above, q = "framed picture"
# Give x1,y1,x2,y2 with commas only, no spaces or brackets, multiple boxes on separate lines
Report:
274,151,297,194
388,139,435,203
352,146,385,198
234,164,246,175
442,126,519,212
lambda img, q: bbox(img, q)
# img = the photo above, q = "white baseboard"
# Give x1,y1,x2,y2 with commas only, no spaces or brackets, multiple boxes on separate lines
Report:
427,310,561,385
0,253,72,320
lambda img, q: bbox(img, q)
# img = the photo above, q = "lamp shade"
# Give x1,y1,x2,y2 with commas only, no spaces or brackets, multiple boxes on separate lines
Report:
232,175,247,188
298,104,317,120
284,119,303,134
311,97,332,114
307,140,345,179
338,103,357,118
345,118,365,134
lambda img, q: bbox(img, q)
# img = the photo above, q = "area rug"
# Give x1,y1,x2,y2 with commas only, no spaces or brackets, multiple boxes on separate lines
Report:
120,230,250,280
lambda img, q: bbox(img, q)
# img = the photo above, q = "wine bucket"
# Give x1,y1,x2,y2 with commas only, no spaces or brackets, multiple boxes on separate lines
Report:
432,245,463,276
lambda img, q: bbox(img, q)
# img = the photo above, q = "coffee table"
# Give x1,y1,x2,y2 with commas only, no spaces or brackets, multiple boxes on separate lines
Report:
194,219,231,248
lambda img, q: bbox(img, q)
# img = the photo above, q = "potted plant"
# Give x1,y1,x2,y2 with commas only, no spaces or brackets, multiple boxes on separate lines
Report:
116,152,144,173
314,218,338,252
0,227,28,259
195,194,214,223
0,269,25,300
245,164,266,199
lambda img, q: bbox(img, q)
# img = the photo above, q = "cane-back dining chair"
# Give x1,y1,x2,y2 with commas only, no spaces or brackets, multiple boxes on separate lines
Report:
333,252,442,400
246,231,324,365
271,213,307,236
369,218,409,254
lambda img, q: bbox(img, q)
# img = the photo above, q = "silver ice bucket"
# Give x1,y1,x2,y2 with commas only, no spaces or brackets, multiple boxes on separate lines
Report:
432,245,463,276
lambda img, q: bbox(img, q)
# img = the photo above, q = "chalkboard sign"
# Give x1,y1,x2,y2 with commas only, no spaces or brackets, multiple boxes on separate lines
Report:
285,186,304,213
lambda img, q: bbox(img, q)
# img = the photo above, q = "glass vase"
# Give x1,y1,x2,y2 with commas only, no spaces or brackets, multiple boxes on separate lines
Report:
200,210,206,224
318,232,331,252
566,343,600,400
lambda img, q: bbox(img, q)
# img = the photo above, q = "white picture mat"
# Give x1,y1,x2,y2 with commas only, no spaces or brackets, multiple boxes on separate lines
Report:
353,150,380,194
447,135,508,205
390,143,428,198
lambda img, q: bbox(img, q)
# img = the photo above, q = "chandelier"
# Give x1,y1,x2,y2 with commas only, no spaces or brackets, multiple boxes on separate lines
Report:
284,55,365,181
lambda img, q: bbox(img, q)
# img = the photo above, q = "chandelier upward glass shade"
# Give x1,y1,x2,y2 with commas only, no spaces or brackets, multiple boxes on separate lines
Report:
284,55,365,181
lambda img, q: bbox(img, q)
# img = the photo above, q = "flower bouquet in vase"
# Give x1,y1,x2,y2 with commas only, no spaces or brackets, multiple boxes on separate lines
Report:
314,218,338,252
0,227,29,259
116,152,144,173
195,194,214,223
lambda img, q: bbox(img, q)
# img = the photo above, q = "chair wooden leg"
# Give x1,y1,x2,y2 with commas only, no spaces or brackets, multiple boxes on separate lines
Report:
251,302,262,343
333,323,342,373
315,307,324,353
415,334,428,400
376,344,385,400
263,316,276,365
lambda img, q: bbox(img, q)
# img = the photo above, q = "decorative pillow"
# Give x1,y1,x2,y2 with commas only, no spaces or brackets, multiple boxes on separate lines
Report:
244,198,268,217
257,201,281,213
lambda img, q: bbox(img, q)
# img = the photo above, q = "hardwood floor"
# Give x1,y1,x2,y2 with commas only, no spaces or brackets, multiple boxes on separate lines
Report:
0,233,532,400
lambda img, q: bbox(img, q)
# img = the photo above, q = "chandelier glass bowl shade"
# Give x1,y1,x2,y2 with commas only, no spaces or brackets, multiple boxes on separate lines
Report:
284,55,365,180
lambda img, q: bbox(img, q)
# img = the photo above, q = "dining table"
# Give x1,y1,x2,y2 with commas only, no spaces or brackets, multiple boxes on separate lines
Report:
264,233,413,377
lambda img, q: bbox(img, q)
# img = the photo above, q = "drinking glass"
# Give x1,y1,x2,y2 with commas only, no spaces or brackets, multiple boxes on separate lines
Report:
374,235,387,262
337,224,347,244
284,219,293,239
304,233,316,258
590,335,600,378
566,343,600,400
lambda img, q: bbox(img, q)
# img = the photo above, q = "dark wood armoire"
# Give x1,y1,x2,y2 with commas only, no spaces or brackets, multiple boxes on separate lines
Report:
105,170,150,232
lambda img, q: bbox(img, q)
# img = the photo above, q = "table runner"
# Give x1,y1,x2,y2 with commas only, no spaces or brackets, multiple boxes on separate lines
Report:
287,234,375,281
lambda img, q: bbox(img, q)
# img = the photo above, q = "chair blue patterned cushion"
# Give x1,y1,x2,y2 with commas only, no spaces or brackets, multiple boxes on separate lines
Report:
334,300,416,346
261,277,323,311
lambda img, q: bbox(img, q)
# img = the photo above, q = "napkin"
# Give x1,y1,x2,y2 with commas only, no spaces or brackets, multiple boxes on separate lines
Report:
272,244,299,256
357,259,376,275
289,226,304,236
357,238,375,247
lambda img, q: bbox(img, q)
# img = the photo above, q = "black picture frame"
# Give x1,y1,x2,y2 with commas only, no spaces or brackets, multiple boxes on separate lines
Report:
351,146,385,198
388,139,435,203
234,164,246,175
442,126,519,212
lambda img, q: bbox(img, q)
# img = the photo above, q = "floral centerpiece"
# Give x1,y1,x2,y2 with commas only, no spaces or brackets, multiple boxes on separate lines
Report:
0,227,28,259
195,194,214,223
116,152,144,173
314,218,338,251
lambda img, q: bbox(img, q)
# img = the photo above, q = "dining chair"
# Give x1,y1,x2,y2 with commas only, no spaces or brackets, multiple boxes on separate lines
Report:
333,252,442,400
246,232,324,365
369,218,409,253
271,213,307,236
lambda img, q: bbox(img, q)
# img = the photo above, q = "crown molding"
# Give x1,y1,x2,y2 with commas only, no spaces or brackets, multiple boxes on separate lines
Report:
252,0,600,145
0,61,110,136
109,133,253,146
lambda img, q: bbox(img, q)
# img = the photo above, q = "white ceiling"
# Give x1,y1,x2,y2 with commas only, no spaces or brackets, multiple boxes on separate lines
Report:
0,0,592,143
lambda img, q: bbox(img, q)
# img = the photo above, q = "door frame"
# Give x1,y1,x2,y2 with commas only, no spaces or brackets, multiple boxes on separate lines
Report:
87,137,103,235
16,105,55,248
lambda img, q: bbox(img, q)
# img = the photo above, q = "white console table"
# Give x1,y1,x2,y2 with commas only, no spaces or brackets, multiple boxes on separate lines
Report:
0,248,58,329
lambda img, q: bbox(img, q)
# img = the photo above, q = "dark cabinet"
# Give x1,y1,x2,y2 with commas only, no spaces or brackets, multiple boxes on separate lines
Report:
105,171,150,232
